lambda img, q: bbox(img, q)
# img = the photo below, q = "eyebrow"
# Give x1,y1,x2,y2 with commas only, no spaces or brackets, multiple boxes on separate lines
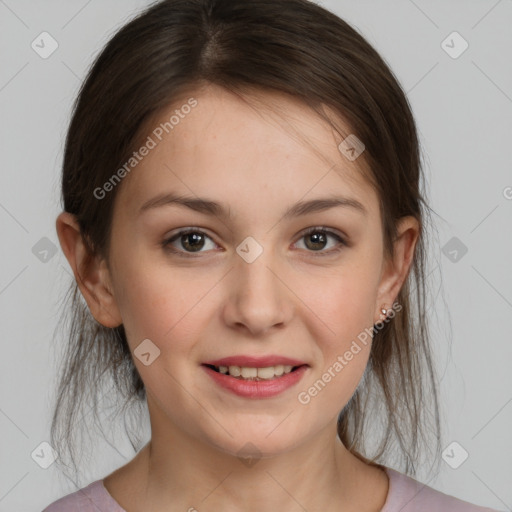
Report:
139,192,367,219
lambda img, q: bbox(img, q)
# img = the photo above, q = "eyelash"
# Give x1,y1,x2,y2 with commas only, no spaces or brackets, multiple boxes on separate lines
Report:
161,226,346,258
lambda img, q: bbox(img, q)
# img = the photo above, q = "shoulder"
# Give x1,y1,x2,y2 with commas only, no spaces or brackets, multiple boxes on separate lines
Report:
381,467,504,512
42,479,125,512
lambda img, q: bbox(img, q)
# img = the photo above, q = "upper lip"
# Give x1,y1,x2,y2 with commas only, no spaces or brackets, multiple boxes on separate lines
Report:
202,355,308,368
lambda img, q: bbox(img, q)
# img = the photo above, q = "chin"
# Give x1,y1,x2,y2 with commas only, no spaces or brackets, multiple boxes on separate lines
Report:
202,423,308,461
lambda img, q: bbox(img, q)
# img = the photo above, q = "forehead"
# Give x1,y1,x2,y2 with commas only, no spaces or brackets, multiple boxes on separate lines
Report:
115,84,378,219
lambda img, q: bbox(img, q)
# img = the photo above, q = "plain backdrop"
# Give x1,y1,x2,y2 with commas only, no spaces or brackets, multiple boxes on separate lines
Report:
0,1,511,511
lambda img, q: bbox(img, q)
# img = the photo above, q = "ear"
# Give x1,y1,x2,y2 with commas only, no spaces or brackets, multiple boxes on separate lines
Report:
56,212,123,328
374,216,419,323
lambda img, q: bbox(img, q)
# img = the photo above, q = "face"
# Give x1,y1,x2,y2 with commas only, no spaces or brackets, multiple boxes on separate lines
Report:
76,84,414,458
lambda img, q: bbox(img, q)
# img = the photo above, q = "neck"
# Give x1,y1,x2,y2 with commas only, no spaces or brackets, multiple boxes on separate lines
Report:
131,412,385,512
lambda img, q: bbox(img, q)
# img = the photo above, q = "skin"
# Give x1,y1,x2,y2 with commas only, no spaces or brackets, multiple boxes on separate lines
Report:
56,84,419,512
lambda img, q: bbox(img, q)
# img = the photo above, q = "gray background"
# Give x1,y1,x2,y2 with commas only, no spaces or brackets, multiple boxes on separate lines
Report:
0,0,511,510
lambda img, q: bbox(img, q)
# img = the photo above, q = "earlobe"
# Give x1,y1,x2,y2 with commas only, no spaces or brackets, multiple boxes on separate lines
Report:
55,212,123,328
375,216,419,322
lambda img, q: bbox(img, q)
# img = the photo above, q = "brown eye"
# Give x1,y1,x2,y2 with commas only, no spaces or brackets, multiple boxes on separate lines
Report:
304,231,328,250
163,229,217,254
161,226,346,258
295,227,346,256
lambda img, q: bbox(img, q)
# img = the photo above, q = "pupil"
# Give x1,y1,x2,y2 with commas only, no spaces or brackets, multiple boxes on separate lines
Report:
183,232,204,252
306,232,326,250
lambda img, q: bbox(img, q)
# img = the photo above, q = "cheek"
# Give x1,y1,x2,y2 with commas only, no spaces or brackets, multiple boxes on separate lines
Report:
305,261,380,351
112,260,211,356
296,274,376,416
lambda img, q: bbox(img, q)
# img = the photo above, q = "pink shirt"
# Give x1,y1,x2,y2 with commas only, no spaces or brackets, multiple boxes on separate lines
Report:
42,466,504,511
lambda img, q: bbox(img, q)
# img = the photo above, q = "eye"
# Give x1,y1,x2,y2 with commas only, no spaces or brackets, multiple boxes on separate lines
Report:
162,226,346,257
293,227,346,256
162,229,218,256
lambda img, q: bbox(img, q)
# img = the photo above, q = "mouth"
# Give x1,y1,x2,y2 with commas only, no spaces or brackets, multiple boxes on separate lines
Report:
201,362,309,399
202,363,306,381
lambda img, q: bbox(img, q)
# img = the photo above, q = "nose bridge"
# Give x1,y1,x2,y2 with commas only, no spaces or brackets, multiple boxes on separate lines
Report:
225,234,292,333
235,234,281,297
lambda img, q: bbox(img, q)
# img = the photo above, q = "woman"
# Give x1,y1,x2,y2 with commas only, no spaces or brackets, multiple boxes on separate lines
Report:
43,0,502,510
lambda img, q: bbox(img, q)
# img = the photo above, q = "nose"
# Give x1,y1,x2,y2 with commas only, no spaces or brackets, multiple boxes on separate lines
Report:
222,245,294,337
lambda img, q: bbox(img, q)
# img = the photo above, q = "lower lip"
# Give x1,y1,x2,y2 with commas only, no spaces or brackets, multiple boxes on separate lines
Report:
201,365,308,399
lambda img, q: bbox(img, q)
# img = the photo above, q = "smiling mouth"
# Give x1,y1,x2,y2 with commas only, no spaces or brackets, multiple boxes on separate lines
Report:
203,364,305,381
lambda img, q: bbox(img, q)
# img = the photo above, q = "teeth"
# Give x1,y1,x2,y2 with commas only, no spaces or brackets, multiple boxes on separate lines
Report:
215,364,297,380
256,366,276,379
241,367,258,378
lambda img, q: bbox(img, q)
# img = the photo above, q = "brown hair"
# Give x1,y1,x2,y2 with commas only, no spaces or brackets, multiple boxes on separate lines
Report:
51,0,442,484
